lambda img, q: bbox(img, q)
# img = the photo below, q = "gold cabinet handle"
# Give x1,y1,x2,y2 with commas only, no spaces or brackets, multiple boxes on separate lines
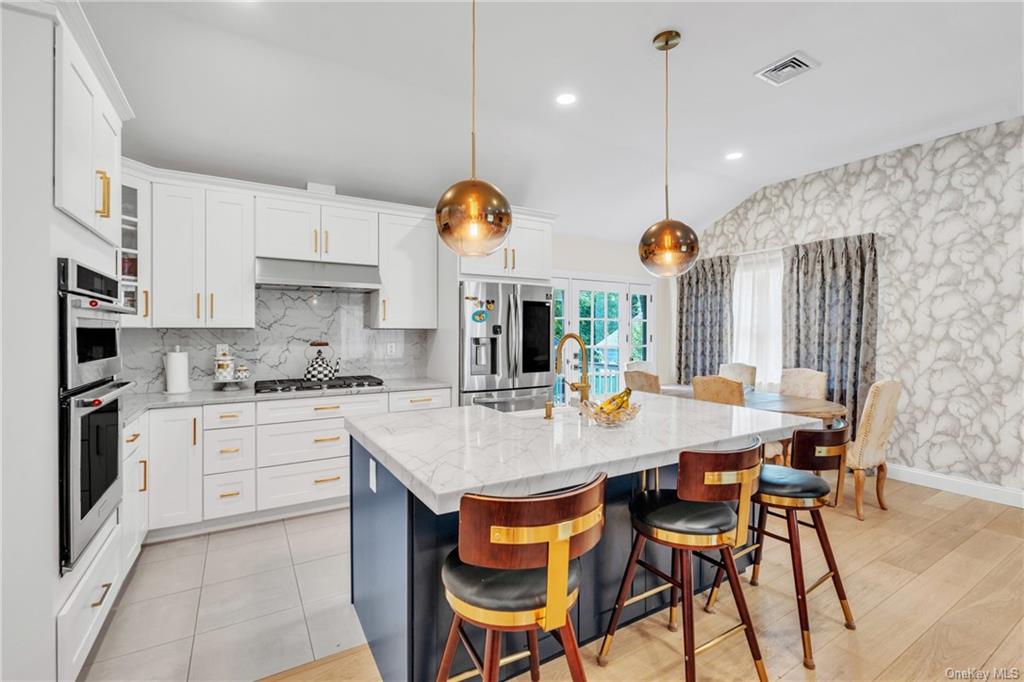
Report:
409,397,433,404
313,405,341,411
314,229,319,254
219,491,241,498
324,230,329,254
313,435,341,443
192,417,197,445
139,459,148,492
91,582,113,608
210,292,214,319
314,475,341,484
143,290,150,318
382,299,387,322
219,447,240,454
503,247,508,270
218,413,241,420
95,170,111,218
125,432,141,444
196,292,201,320
512,248,517,270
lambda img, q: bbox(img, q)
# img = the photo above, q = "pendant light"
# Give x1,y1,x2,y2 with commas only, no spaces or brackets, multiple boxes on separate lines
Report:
435,0,512,257
638,30,700,277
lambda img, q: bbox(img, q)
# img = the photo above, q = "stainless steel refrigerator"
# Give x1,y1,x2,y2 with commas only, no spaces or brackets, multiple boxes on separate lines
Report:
459,280,554,412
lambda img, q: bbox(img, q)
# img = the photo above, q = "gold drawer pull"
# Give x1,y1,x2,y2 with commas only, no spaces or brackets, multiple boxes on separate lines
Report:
219,491,241,498
313,405,341,411
91,582,113,608
409,397,433,404
314,435,341,443
139,459,148,492
143,290,150,318
95,170,110,218
219,447,240,454
314,475,341,484
125,432,141,444
218,413,241,419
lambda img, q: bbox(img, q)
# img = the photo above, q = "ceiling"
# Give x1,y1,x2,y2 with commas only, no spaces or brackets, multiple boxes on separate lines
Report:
84,2,1023,240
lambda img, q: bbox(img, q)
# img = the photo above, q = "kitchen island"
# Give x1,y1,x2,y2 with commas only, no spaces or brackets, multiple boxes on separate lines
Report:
344,393,819,682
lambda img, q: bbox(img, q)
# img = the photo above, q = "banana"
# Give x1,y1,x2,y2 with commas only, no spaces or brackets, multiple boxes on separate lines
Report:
598,388,632,414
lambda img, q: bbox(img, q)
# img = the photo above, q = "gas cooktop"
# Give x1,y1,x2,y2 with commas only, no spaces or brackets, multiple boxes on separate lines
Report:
254,375,385,394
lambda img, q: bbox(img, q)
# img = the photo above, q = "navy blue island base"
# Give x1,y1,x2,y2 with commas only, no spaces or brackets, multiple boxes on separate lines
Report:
350,438,756,682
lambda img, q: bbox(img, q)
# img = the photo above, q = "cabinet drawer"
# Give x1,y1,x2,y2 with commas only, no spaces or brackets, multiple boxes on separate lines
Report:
203,427,256,475
257,418,349,468
257,458,348,511
204,470,256,520
388,388,451,412
256,393,388,425
203,402,255,429
123,416,146,461
57,526,123,682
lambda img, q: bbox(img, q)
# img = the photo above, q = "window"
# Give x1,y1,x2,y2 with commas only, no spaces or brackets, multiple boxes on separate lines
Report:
731,250,784,390
629,285,653,363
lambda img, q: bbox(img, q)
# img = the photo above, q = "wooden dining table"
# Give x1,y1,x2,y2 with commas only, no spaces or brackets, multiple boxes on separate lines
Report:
661,384,848,422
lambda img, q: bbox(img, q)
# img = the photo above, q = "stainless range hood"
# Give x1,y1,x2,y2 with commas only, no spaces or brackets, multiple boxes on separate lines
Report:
255,257,382,293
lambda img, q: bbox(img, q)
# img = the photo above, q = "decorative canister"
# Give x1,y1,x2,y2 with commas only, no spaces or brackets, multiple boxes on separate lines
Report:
214,354,235,382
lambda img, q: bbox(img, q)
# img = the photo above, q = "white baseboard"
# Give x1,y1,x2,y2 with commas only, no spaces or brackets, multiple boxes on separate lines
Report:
886,464,1023,509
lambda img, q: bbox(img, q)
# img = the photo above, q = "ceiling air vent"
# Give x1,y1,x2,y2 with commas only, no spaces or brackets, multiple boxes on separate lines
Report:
754,51,819,86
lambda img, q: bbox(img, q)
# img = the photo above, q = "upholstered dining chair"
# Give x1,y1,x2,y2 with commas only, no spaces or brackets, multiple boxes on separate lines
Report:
780,368,828,400
626,361,658,374
719,362,757,387
692,376,744,406
624,371,661,394
848,379,902,520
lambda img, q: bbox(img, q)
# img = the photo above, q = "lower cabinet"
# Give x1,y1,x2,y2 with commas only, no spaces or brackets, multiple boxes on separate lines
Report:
57,526,123,681
121,416,149,568
148,406,203,530
257,457,349,511
256,417,349,468
204,470,256,520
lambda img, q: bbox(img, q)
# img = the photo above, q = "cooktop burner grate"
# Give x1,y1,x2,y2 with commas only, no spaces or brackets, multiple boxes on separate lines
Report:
254,375,384,393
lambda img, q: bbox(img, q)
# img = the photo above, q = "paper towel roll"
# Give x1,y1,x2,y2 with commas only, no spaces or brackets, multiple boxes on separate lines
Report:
164,348,191,394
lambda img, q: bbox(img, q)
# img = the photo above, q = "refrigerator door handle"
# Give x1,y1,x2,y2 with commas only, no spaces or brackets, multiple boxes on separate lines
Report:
512,287,520,379
506,291,514,379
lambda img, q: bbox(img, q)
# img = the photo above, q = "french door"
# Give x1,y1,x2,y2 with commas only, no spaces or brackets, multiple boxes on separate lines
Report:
552,278,656,399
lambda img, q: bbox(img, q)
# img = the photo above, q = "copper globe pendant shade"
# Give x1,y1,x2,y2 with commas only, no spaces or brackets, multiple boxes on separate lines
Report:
435,0,511,257
638,30,700,278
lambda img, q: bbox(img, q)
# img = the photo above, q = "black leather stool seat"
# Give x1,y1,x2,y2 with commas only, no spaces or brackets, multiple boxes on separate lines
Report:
442,549,583,612
630,490,737,536
758,464,831,498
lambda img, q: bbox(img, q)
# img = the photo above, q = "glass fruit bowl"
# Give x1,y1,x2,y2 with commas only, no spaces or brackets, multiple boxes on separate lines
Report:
580,401,642,427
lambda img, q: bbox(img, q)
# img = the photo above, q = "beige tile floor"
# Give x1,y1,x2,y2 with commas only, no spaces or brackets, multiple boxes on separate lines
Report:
83,509,364,682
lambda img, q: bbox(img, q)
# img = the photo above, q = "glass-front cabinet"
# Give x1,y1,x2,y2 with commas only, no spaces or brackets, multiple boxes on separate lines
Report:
119,173,152,328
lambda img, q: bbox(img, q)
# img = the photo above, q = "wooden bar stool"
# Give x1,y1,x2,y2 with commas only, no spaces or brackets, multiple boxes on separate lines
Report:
597,439,768,682
705,419,855,670
436,474,607,682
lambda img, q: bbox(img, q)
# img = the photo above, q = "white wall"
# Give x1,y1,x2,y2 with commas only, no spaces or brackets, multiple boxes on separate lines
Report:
1,8,118,679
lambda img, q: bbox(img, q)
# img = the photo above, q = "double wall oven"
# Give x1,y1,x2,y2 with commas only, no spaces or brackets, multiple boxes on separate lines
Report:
58,258,133,571
459,280,554,412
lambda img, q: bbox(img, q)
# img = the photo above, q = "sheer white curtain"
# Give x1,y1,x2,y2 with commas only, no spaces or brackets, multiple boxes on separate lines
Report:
731,250,784,391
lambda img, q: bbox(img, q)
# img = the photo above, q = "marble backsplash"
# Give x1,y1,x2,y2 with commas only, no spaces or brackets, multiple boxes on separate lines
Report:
121,289,428,393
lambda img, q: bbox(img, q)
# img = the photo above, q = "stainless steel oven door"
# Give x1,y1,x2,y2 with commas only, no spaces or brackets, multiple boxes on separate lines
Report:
64,294,123,392
63,380,133,569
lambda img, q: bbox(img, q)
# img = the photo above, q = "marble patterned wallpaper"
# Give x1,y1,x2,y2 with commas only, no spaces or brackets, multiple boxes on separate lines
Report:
702,117,1023,490
121,289,428,393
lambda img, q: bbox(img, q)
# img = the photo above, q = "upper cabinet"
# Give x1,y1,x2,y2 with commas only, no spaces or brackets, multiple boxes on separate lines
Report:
152,184,255,328
55,25,122,246
459,218,552,281
255,198,378,266
369,213,437,329
119,174,152,328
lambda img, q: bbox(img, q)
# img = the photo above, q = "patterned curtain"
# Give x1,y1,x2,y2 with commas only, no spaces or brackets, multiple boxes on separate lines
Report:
677,256,735,383
783,234,878,432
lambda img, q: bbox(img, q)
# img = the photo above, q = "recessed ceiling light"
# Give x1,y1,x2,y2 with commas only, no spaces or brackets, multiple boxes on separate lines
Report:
555,93,577,106
725,151,744,161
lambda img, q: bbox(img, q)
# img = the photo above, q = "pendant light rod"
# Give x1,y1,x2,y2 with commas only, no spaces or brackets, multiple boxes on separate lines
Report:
664,47,669,220
471,0,477,179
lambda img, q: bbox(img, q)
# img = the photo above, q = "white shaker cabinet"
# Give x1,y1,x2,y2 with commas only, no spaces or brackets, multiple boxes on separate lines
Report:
255,197,320,262
148,407,203,530
152,184,206,328
121,419,149,568
120,175,153,328
321,205,378,266
459,218,552,281
370,213,437,329
206,190,255,328
55,25,122,245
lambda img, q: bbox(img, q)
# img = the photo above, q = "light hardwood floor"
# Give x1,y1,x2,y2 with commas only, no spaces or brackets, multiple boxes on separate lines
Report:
264,475,1023,681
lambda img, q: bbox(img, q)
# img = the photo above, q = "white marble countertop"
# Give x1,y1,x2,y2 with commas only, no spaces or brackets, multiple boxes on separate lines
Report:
121,377,451,425
344,392,820,515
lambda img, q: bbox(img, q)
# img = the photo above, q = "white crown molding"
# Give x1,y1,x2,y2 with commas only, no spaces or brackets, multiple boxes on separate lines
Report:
886,463,1023,509
7,1,135,121
123,157,558,224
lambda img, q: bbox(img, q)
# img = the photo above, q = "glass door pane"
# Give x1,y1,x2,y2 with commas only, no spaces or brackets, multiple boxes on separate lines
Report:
551,279,568,403
570,280,627,398
627,283,655,369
